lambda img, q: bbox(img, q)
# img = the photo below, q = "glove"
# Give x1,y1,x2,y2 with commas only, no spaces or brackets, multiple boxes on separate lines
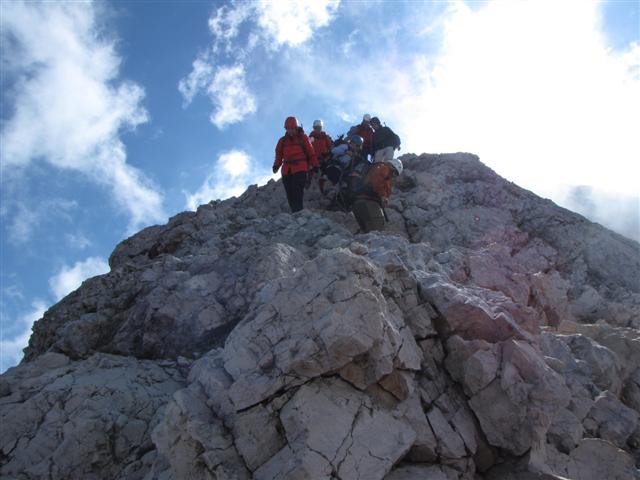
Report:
312,167,320,174
272,165,278,174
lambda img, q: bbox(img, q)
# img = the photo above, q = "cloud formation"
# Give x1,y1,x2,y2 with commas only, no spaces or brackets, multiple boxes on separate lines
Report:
0,300,47,373
389,1,640,197
49,256,110,301
3,198,78,244
208,65,257,129
1,1,166,232
179,0,340,128
185,150,277,210
292,1,639,239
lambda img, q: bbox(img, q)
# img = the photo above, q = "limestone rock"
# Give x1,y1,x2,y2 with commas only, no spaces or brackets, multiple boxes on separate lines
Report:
4,152,640,480
0,353,184,480
566,438,639,480
469,340,570,456
547,408,584,453
584,390,639,448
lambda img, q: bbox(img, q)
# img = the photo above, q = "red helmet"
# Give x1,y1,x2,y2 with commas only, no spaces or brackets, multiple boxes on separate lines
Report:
284,116,299,129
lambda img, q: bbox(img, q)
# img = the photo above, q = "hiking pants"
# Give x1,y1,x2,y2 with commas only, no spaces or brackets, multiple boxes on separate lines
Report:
352,198,385,233
282,171,307,213
373,146,394,164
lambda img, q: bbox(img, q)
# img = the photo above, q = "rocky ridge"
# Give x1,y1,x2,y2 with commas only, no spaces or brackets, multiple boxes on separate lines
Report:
1,153,639,479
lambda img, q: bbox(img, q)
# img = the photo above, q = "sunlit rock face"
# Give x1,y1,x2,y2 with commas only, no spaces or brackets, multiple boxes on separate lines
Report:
2,153,639,480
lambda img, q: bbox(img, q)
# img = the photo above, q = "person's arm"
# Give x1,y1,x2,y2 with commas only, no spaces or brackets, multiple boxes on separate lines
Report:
273,137,284,173
303,135,319,169
325,135,332,153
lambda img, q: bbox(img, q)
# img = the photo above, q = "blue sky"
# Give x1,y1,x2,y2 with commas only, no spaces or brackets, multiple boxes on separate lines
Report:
1,0,638,372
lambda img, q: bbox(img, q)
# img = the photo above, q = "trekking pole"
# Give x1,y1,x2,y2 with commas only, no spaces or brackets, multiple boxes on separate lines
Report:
382,207,389,223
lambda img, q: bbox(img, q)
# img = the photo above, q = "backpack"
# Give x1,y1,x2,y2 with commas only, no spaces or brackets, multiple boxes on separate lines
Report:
336,157,376,211
283,126,312,170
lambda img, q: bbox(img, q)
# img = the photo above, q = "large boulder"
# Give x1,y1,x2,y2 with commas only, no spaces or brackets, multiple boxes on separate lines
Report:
0,353,184,480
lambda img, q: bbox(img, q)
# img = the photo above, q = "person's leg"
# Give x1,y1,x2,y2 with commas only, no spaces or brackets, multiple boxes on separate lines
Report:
365,200,385,231
282,174,295,211
290,171,307,212
351,199,370,232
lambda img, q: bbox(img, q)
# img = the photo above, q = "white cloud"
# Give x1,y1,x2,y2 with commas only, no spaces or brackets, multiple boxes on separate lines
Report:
179,0,340,128
337,111,357,123
389,1,640,197
295,1,639,238
208,65,257,129
555,186,639,241
49,256,110,301
0,300,47,373
5,199,77,244
254,0,340,48
185,150,277,210
208,1,253,53
178,56,214,106
0,1,166,232
65,232,92,250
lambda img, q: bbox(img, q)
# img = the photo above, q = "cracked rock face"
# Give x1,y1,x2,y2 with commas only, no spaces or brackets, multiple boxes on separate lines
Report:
2,153,640,479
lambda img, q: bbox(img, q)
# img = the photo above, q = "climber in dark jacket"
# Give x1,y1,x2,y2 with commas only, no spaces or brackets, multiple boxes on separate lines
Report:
371,117,401,165
273,116,318,213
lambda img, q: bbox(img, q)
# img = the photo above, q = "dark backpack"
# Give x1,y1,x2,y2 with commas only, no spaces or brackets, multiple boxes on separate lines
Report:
336,157,376,211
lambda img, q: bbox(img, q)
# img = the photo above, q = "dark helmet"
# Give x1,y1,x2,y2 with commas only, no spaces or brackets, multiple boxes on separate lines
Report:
284,116,299,129
371,116,381,125
349,135,364,148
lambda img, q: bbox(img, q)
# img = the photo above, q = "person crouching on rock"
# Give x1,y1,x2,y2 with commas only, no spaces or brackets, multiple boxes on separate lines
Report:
370,116,401,164
273,116,319,213
351,157,403,233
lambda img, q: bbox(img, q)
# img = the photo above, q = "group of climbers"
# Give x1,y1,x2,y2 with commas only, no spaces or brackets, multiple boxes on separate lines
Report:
272,114,402,233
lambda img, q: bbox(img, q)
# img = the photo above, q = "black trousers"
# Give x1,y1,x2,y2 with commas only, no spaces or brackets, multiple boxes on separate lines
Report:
352,198,385,233
282,171,307,213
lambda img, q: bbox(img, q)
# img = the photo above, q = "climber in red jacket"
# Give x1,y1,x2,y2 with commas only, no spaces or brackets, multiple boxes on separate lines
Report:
273,116,319,213
309,119,333,159
354,114,375,158
309,119,333,194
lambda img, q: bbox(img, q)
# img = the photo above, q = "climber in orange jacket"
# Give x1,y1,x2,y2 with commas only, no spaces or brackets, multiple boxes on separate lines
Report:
351,157,403,233
273,116,319,213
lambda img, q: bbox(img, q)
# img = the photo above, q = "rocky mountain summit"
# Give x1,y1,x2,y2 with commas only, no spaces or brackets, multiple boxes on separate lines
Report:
2,153,639,480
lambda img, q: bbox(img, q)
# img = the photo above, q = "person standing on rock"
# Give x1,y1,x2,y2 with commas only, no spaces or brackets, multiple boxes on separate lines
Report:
354,114,375,159
273,116,319,213
309,119,333,194
351,157,403,233
309,119,333,162
371,116,401,165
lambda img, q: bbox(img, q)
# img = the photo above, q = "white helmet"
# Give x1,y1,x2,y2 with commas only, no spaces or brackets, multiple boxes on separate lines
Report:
313,119,323,128
362,114,371,122
387,157,403,176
